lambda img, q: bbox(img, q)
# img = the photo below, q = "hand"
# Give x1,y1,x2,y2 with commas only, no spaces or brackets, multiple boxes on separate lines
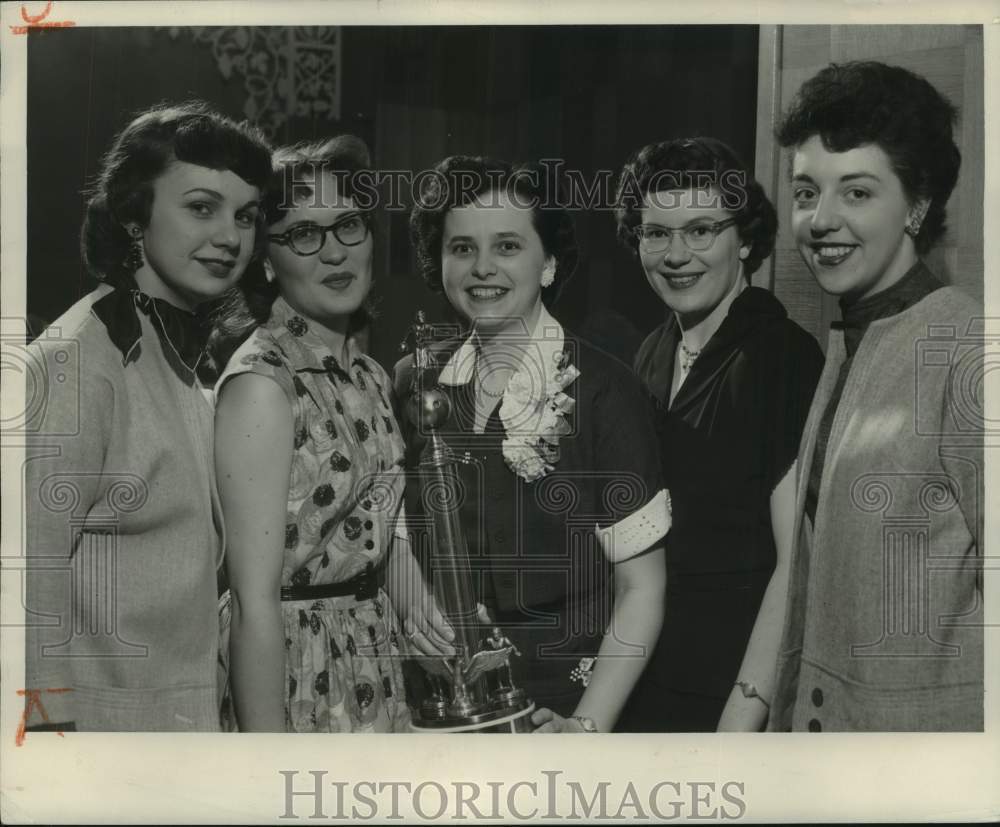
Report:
402,592,456,657
407,601,492,657
530,707,588,733
385,544,456,656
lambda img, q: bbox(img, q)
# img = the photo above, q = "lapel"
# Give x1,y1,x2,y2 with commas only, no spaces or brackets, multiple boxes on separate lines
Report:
667,317,740,413
667,286,786,414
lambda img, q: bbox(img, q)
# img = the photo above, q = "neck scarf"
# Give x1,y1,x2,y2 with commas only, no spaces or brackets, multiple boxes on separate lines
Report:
92,278,208,374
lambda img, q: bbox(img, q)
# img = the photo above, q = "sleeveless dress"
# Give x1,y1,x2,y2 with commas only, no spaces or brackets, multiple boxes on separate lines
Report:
216,296,411,732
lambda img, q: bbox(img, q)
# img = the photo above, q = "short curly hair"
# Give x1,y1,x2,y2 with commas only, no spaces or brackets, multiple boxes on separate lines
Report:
409,155,579,303
614,137,777,279
776,61,960,254
81,101,272,287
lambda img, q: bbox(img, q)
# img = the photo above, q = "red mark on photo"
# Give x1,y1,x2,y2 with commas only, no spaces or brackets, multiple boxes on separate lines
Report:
9,2,76,34
16,688,73,745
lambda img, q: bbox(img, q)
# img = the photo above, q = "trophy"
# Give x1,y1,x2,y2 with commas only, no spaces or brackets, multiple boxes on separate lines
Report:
401,312,535,733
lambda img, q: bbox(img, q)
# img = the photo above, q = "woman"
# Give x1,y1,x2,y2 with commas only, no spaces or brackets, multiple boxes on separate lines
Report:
398,156,670,733
212,137,414,732
613,138,824,733
769,62,983,731
24,102,271,731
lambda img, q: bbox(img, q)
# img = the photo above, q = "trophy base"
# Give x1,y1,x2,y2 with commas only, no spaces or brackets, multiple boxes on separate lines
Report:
410,700,535,734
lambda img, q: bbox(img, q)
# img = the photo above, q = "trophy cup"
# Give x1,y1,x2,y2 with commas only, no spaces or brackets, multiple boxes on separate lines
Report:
402,312,535,733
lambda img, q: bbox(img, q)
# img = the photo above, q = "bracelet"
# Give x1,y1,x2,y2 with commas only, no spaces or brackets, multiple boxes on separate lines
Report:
734,680,770,709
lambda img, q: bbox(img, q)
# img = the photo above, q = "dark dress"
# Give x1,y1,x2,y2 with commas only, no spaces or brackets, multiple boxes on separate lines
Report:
394,315,670,717
616,286,823,732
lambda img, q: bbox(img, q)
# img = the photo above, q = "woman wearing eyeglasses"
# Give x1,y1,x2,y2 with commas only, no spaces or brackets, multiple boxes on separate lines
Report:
613,138,824,732
209,137,413,732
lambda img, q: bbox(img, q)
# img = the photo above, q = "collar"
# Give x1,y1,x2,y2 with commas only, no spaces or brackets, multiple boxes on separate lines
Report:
639,286,789,409
663,285,787,356
91,278,207,374
437,304,566,388
834,260,942,358
264,295,363,374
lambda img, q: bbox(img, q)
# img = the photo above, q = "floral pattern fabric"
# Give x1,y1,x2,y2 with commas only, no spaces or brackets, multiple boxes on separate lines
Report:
216,296,410,732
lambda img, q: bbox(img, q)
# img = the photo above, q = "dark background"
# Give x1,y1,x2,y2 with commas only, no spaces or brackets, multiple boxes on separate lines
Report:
27,25,759,371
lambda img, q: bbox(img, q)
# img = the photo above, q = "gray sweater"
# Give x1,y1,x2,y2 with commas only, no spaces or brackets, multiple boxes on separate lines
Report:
24,284,223,731
769,286,983,731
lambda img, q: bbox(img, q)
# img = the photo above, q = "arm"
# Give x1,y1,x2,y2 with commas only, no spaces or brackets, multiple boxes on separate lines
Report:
716,461,797,732
214,373,293,732
533,543,666,733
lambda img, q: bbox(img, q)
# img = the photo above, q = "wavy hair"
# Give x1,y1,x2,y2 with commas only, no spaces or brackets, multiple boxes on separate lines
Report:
776,61,960,254
81,100,272,286
409,155,579,306
614,137,777,279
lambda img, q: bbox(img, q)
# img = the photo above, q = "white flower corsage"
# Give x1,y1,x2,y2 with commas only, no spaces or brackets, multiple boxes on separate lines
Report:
499,350,579,482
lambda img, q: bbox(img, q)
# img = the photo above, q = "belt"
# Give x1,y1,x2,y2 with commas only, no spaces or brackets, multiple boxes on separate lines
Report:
280,562,383,602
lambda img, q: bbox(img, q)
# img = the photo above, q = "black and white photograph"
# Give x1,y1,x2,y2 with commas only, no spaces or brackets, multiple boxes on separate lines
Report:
1,1,996,822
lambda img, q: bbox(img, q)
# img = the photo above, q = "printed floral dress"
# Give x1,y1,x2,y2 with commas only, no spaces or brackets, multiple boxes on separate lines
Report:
216,296,411,732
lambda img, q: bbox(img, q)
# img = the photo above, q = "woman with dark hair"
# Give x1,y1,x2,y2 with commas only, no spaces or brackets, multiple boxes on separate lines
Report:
212,136,414,732
398,156,669,733
769,62,982,731
24,101,271,731
613,137,824,732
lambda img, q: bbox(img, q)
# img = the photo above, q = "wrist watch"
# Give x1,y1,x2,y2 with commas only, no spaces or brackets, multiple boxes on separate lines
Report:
568,714,599,733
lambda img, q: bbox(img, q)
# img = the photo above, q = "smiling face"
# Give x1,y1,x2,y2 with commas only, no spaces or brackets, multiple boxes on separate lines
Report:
638,188,748,325
441,189,554,335
265,170,373,327
791,135,923,301
133,160,261,310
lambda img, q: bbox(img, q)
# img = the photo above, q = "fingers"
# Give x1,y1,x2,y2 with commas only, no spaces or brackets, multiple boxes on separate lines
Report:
424,601,456,644
403,616,454,657
533,721,562,733
530,707,565,733
476,602,493,624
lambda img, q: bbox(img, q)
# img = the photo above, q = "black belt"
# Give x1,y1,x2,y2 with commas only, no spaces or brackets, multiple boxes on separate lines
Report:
280,562,383,602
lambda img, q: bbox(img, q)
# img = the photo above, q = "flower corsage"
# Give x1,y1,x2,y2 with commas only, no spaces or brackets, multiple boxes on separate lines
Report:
499,350,579,482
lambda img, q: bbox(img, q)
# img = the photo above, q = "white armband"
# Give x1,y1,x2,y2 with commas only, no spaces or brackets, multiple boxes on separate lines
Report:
595,488,671,563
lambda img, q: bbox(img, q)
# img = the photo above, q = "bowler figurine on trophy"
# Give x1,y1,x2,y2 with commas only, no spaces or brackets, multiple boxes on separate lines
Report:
400,312,535,733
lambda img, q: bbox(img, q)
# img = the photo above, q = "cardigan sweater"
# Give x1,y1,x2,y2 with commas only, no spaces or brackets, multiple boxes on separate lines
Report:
24,284,224,731
768,286,983,731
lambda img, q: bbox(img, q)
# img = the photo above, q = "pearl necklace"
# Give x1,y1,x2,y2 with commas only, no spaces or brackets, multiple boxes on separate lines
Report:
678,341,701,376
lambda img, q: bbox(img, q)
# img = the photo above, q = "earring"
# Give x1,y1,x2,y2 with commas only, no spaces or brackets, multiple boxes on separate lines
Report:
540,265,555,288
739,246,750,260
124,226,144,272
905,203,929,239
264,260,277,284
